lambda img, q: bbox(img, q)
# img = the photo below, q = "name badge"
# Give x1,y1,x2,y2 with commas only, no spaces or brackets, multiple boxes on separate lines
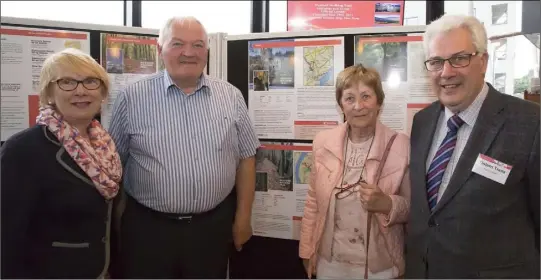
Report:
472,154,512,185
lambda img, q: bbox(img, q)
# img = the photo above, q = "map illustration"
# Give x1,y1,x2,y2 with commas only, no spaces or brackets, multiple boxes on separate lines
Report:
303,46,334,86
294,151,313,184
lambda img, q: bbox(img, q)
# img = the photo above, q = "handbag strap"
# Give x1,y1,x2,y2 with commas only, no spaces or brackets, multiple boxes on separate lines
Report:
364,133,397,279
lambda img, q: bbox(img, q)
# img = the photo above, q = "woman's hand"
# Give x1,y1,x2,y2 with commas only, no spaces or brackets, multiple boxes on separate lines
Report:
302,258,316,279
358,182,392,214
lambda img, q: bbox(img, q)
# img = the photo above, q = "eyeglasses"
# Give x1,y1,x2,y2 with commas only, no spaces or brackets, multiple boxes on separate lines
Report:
335,179,364,200
53,77,103,91
424,52,478,72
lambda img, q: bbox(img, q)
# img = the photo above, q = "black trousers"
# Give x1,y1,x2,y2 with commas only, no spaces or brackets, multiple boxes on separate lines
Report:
117,192,236,279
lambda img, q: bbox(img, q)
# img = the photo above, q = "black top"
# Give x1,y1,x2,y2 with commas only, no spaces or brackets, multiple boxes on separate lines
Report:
1,125,113,279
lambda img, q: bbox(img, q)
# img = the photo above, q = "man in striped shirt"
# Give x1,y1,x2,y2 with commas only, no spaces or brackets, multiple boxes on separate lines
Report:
109,16,260,279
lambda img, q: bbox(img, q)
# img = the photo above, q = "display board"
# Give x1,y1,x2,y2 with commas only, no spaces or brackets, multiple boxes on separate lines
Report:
99,33,161,129
287,1,405,31
0,25,90,141
227,25,426,279
247,37,345,140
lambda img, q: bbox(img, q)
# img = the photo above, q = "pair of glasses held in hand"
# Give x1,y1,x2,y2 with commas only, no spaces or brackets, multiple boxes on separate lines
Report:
336,177,366,200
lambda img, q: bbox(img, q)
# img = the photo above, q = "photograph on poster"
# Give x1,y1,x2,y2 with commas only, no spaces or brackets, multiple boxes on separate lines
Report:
255,147,293,192
255,172,269,192
355,36,408,82
374,14,401,24
249,39,295,89
375,3,401,13
253,70,269,91
105,48,124,74
100,34,157,75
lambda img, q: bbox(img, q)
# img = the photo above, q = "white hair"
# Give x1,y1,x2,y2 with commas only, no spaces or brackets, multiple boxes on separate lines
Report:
423,14,488,58
157,16,209,47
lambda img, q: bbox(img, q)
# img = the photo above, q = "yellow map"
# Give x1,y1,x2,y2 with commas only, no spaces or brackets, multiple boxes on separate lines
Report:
294,151,313,184
303,46,334,86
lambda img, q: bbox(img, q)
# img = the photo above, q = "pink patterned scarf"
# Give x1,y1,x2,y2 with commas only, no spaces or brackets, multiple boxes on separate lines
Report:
36,106,122,200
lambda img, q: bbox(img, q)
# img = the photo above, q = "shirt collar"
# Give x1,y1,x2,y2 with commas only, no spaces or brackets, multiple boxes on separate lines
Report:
162,70,211,95
444,82,489,127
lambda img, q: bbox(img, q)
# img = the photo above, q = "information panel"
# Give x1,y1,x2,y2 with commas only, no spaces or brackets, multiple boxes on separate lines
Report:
0,26,90,141
247,37,345,140
253,142,313,240
99,33,161,129
287,1,405,31
354,35,437,135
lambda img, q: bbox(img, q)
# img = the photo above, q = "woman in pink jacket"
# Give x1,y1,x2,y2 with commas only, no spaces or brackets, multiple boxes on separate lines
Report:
299,64,410,279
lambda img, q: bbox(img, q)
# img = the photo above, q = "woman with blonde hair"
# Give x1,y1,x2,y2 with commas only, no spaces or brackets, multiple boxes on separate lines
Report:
299,64,410,279
1,48,122,278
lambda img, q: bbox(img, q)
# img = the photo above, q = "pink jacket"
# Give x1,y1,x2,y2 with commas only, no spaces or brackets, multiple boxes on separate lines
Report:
299,121,411,277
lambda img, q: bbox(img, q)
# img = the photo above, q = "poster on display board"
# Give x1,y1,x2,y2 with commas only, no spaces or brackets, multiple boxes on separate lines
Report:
247,37,345,140
354,35,437,135
287,1,405,31
99,33,162,129
252,142,313,240
0,26,90,141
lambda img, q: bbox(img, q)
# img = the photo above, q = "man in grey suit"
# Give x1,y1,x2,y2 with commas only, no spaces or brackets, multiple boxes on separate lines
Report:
405,14,540,278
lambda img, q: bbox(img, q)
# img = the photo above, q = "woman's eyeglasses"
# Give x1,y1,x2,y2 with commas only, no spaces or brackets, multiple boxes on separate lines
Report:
335,178,365,200
53,77,103,91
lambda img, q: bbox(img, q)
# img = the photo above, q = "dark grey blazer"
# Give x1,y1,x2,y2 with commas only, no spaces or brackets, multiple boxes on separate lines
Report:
0,125,114,279
405,83,540,279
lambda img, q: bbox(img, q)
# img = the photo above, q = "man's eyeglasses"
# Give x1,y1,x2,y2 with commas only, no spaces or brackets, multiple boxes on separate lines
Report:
53,77,103,91
424,52,478,72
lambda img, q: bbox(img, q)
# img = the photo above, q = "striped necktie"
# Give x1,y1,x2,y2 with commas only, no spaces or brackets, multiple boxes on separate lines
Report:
426,114,465,211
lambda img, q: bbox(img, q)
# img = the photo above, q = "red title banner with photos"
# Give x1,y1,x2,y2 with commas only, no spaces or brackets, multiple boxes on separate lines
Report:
287,1,405,31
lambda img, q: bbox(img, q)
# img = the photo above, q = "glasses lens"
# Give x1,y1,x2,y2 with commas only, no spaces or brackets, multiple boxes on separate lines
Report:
449,55,471,67
425,60,443,71
57,78,77,90
83,78,102,90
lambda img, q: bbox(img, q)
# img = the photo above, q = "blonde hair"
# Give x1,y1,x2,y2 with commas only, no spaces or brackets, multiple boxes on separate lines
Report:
38,48,110,107
423,14,488,58
336,64,385,107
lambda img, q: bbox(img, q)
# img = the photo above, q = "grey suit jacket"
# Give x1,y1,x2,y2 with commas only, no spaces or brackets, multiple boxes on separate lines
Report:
405,84,540,279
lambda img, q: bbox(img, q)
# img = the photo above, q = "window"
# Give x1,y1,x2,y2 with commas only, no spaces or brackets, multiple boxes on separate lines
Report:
494,39,507,60
494,73,506,92
141,1,251,35
444,1,473,16
0,1,125,26
491,3,508,25
269,1,426,33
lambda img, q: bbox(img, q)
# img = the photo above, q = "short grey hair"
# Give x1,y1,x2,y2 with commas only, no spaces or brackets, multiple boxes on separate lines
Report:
157,16,209,47
423,14,488,58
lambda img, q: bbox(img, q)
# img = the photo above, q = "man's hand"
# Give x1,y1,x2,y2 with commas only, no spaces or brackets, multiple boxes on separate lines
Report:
232,214,252,251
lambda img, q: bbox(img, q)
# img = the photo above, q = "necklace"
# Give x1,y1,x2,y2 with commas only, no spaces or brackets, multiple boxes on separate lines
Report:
337,126,375,194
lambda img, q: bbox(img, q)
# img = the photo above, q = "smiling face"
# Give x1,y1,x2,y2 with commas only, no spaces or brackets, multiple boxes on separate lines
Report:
49,69,104,125
340,82,381,130
426,27,488,112
158,19,208,84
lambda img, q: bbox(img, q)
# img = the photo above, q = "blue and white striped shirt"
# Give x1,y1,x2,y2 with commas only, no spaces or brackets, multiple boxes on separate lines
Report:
108,71,260,214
